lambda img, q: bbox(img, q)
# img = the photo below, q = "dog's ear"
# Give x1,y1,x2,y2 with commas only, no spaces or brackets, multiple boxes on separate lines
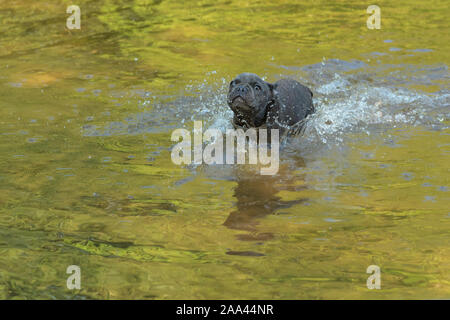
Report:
265,82,275,97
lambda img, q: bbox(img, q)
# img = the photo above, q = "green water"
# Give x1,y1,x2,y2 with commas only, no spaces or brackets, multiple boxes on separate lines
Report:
0,0,449,299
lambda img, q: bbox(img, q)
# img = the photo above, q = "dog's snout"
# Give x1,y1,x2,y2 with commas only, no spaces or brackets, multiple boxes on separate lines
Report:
236,84,248,95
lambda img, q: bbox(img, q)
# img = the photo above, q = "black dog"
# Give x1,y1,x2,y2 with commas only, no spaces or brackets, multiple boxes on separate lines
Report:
227,73,314,137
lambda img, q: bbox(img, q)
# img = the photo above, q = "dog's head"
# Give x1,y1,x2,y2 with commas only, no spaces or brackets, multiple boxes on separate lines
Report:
227,73,274,127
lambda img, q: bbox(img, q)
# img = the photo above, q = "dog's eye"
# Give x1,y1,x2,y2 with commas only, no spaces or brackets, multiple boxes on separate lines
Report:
254,84,261,91
229,81,235,87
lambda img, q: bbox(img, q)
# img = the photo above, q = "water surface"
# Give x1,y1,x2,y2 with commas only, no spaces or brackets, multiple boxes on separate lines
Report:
0,0,449,299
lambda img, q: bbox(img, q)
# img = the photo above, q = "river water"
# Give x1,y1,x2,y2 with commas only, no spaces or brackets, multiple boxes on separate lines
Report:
0,0,448,299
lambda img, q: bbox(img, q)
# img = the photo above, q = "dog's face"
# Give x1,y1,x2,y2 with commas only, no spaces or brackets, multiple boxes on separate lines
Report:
227,73,274,127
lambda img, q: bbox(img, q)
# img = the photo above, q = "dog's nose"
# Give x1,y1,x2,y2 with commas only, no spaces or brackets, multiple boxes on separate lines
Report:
236,85,248,95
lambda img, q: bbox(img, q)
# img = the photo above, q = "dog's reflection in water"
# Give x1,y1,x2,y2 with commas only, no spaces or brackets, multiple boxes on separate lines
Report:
224,157,308,242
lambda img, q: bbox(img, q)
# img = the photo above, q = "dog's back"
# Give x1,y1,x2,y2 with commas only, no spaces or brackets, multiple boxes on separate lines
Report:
266,79,314,135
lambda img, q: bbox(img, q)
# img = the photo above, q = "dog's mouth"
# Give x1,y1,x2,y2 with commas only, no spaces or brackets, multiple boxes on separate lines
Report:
229,96,252,112
231,96,245,104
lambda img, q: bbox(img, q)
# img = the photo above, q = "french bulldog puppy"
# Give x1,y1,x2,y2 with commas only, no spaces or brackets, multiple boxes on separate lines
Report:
227,73,314,138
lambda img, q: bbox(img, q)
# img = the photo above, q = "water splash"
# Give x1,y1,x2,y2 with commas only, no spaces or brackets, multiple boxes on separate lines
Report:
84,59,449,150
